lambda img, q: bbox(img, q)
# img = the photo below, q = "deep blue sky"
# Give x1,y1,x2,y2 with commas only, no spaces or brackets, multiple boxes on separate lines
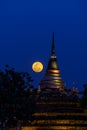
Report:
0,0,87,91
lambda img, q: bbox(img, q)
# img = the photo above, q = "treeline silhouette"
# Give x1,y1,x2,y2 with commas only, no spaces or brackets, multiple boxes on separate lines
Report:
0,65,36,126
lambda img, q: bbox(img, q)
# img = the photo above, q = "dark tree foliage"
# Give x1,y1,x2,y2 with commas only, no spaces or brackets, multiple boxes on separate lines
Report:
0,65,36,126
81,84,87,108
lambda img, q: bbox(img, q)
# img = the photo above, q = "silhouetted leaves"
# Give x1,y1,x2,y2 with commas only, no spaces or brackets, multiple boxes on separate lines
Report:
81,84,87,108
0,65,35,125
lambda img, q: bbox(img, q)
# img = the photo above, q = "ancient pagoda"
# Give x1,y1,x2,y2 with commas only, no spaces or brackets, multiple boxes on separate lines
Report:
39,32,65,90
22,33,87,130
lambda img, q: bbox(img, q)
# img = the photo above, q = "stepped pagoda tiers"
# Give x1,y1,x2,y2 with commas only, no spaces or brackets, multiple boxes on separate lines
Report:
22,33,87,130
39,32,65,90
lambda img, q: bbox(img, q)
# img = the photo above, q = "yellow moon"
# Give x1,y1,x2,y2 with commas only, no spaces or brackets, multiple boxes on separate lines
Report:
32,61,43,72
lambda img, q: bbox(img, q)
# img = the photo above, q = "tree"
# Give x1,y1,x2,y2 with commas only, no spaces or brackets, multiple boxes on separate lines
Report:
0,65,35,125
81,84,87,108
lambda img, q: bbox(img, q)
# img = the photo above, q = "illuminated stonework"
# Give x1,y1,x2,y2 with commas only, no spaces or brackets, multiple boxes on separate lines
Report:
21,126,87,130
39,33,65,89
25,33,87,130
30,33,87,130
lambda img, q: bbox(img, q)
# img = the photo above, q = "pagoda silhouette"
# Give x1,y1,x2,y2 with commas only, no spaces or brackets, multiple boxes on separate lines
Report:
24,33,87,130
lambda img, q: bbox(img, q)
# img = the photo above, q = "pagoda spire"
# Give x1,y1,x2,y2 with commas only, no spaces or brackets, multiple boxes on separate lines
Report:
51,32,55,55
39,33,65,89
51,32,56,59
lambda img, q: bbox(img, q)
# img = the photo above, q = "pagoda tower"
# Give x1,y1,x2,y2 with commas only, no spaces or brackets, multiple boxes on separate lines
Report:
21,33,87,130
40,32,65,90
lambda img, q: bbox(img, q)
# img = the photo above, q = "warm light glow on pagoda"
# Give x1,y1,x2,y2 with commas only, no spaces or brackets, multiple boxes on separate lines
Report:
39,32,65,89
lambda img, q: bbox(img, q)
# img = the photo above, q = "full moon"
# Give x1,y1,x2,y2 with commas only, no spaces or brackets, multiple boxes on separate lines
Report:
32,61,43,73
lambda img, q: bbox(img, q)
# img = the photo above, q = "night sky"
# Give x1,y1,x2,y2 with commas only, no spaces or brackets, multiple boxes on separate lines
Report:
0,0,87,91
